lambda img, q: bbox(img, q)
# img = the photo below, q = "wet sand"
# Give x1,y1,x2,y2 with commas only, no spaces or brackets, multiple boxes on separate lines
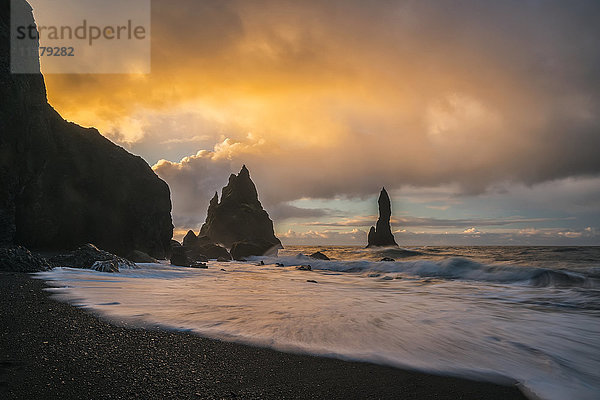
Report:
0,272,527,399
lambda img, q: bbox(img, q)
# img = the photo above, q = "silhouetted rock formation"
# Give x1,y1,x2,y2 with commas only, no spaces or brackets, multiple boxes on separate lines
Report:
196,243,231,260
0,0,173,258
176,230,231,262
170,246,192,267
367,188,398,248
0,245,50,272
182,230,198,247
48,244,136,272
182,230,213,248
200,166,282,257
170,245,212,268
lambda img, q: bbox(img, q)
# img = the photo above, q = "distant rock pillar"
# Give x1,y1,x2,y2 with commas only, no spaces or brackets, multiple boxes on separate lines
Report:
367,187,398,248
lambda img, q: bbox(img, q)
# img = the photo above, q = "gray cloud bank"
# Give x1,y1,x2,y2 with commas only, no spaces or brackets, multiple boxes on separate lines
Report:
279,227,599,246
146,0,600,235
305,216,575,229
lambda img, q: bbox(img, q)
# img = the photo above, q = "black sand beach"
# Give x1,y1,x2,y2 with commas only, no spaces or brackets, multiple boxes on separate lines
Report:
0,272,527,399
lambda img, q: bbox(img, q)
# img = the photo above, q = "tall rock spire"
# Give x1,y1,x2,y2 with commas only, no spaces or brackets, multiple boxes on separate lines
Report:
367,187,398,248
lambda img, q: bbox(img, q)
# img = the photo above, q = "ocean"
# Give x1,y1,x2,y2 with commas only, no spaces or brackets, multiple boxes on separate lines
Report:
36,246,600,400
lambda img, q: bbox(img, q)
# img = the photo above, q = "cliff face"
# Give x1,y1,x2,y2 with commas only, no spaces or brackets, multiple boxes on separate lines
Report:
200,165,281,250
0,0,173,257
367,188,398,248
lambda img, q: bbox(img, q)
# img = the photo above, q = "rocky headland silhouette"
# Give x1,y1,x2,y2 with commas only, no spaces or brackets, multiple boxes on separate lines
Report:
0,0,173,265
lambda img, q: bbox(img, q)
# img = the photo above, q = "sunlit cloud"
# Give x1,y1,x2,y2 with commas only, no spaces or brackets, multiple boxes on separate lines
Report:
38,0,600,245
279,229,368,246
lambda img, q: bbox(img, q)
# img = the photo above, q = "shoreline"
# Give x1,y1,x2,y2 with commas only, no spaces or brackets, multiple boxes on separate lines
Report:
1,272,527,399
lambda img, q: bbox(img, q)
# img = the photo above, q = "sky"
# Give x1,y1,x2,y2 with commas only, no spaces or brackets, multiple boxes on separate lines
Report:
36,0,600,245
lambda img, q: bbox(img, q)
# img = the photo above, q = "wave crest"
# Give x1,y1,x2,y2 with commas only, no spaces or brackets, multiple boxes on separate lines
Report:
265,255,598,288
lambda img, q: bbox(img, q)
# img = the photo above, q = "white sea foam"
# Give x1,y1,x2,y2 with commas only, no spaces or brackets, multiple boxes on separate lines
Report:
35,246,600,400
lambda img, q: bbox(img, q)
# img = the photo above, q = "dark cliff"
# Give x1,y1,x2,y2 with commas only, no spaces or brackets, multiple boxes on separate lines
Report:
200,165,281,251
0,0,173,257
367,187,398,248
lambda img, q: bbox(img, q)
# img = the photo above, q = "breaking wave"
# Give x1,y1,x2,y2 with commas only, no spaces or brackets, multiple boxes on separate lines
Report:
35,246,600,400
263,255,599,288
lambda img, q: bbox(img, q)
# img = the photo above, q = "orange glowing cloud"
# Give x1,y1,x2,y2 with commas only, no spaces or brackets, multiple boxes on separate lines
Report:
35,0,600,242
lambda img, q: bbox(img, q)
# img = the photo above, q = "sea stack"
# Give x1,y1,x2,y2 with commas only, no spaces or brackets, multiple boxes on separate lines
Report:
0,0,173,258
200,166,282,258
366,188,398,248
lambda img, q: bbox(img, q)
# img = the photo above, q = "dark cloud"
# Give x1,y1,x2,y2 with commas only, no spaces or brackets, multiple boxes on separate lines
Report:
152,152,235,229
268,204,332,221
148,0,600,202
151,0,244,65
40,0,600,237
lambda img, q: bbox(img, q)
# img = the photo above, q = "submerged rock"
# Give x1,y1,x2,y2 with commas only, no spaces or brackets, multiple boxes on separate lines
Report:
296,265,312,271
196,243,231,260
309,251,330,261
0,1,173,258
230,240,279,261
367,188,398,248
127,250,158,263
0,245,51,272
380,257,395,262
91,260,121,273
200,166,282,256
188,252,209,263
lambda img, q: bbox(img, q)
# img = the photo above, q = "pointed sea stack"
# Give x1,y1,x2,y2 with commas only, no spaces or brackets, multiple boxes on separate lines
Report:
200,166,282,258
366,188,398,248
182,230,199,247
